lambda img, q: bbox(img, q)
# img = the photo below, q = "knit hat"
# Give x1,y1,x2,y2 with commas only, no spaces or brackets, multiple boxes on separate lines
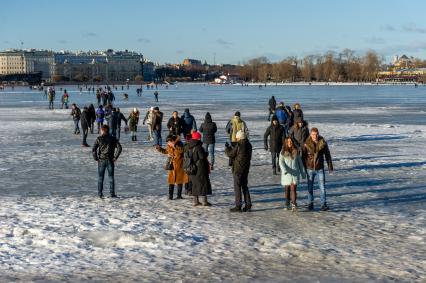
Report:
271,115,278,122
236,130,246,140
192,131,202,140
234,111,241,117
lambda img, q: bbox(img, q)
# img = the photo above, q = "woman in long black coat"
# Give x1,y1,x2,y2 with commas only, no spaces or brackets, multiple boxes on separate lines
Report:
187,132,212,206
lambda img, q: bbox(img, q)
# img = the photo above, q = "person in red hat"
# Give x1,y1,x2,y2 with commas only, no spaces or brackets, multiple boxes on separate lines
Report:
184,131,212,206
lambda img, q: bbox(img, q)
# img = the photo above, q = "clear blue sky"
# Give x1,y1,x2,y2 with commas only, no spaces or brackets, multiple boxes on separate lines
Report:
1,0,426,64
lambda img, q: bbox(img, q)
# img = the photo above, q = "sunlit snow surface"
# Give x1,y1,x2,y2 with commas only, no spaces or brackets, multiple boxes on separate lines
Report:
0,84,425,282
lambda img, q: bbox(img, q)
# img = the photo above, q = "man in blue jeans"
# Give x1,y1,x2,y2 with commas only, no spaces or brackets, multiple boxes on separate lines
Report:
92,125,122,198
151,107,163,147
302,127,333,211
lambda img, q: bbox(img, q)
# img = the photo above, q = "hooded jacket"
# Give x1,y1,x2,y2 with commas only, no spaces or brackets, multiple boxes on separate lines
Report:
187,139,212,196
226,116,248,143
199,112,217,145
181,110,197,135
264,121,285,153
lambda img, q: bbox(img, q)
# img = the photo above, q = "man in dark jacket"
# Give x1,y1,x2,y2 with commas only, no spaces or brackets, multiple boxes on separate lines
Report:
268,96,276,121
152,107,164,146
199,112,217,170
302,127,333,211
181,108,197,136
167,111,183,136
80,106,91,147
115,108,127,141
264,115,285,175
92,125,122,198
225,130,253,212
88,104,96,134
70,103,81,134
289,117,309,152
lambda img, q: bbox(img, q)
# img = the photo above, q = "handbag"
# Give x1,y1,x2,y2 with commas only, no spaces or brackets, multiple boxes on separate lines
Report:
164,157,174,170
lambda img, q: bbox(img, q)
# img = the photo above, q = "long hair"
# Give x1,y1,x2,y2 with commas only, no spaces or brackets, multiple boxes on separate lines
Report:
281,137,296,157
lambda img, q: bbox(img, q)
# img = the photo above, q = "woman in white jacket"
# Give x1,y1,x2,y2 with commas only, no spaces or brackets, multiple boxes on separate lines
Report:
279,137,306,211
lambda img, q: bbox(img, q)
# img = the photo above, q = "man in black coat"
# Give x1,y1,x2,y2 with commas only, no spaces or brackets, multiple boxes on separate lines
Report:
115,107,128,141
268,96,277,121
80,106,91,147
92,125,122,198
199,112,217,170
264,115,286,175
225,130,253,212
167,111,183,136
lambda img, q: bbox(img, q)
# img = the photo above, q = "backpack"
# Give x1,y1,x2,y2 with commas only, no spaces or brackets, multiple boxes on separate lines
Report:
183,147,197,175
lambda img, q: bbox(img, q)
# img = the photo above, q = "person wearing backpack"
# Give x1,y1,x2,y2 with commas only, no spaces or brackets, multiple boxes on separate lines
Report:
199,112,217,170
95,105,105,134
185,131,212,206
156,135,188,200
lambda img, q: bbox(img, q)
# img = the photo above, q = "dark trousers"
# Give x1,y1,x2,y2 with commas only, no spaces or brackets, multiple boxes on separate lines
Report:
97,122,103,133
98,159,115,197
233,172,251,207
49,101,54,109
271,152,280,169
82,127,89,145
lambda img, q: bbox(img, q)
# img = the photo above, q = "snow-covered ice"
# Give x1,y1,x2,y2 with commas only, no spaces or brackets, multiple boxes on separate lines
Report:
0,85,425,282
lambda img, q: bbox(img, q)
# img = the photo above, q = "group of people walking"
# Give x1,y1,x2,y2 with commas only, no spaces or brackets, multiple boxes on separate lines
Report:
64,89,333,212
265,96,333,211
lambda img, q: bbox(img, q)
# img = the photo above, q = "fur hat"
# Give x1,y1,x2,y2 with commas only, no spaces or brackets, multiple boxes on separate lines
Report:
234,111,241,117
236,130,246,140
192,131,202,140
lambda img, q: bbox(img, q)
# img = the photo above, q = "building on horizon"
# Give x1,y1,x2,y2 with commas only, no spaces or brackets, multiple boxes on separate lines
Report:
0,48,145,83
0,49,54,80
182,58,202,67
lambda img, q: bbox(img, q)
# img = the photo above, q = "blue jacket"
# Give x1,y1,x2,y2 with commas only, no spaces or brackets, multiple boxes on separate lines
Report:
181,111,197,135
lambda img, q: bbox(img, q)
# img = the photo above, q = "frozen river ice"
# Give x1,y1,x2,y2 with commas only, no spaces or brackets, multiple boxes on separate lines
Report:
0,84,425,282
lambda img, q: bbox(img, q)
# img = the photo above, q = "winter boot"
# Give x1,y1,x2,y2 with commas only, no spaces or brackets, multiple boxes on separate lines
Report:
230,206,242,212
291,203,297,212
273,167,278,175
320,203,330,211
242,204,252,212
176,186,183,199
284,200,290,210
307,203,314,211
168,186,174,200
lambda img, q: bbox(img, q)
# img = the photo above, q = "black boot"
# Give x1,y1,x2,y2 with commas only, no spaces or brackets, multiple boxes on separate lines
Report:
308,203,314,211
168,185,174,200
230,206,242,212
176,185,183,199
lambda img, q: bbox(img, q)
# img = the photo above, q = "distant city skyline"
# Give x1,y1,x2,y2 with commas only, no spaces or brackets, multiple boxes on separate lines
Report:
1,0,426,64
